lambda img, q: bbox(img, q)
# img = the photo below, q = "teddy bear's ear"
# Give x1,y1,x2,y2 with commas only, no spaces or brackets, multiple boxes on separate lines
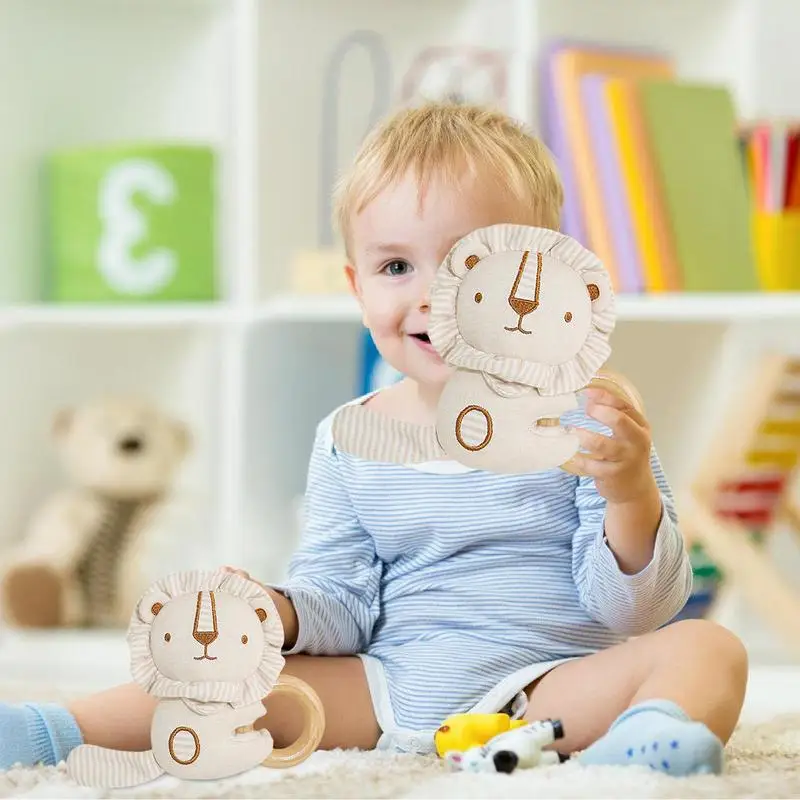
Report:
52,408,74,440
136,590,171,623
584,269,614,314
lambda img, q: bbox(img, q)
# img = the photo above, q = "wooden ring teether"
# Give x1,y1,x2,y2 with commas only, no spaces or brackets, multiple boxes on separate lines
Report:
261,674,326,768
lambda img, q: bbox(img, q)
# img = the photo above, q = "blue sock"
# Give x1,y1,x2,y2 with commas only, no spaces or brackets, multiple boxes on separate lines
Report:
578,699,724,776
0,703,83,770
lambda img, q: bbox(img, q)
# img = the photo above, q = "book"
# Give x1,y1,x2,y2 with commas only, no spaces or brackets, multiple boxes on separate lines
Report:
638,80,759,291
604,77,683,291
549,44,674,288
580,74,644,292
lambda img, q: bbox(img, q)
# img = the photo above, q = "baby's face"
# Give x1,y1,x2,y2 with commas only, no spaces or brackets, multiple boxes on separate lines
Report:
347,169,530,390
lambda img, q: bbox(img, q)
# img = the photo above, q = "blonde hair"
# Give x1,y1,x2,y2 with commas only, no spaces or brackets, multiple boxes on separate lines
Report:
333,101,564,256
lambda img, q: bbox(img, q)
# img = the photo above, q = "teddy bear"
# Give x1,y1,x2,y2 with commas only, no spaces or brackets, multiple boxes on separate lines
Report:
0,395,192,629
66,569,325,788
332,223,641,474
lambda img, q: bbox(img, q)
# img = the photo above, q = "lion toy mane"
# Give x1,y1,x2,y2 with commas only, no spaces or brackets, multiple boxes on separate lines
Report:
332,224,642,474
66,569,325,788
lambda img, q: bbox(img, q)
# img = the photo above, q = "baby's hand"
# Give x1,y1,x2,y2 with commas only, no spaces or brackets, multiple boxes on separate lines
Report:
222,565,252,580
222,567,299,650
568,387,656,504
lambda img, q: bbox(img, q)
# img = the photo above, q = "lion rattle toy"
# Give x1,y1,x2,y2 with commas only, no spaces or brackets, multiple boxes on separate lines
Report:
332,224,642,473
66,569,325,788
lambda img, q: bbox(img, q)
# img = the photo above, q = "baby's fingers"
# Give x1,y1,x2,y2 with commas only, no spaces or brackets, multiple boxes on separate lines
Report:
566,452,627,479
572,426,626,461
222,565,252,580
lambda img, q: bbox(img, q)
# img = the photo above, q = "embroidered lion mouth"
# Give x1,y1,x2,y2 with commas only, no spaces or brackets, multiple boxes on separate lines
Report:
193,652,218,661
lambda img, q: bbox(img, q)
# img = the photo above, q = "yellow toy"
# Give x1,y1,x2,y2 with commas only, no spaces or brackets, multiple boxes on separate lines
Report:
434,713,528,757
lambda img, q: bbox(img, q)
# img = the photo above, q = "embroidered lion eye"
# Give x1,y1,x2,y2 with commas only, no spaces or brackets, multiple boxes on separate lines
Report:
474,292,483,303
164,633,171,642
564,312,573,322
241,635,248,645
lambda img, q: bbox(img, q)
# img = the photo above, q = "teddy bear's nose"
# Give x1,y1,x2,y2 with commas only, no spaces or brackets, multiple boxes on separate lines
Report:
118,435,144,454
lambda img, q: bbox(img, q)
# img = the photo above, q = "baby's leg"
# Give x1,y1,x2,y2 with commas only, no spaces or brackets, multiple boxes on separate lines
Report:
1,655,378,770
74,656,378,752
70,683,158,752
524,619,747,775
77,656,380,752
0,684,153,771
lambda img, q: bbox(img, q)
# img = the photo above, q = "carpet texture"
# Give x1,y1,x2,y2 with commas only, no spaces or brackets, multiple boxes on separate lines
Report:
1,683,799,799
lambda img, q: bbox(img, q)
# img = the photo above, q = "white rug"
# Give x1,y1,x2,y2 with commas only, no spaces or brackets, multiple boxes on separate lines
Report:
2,684,800,798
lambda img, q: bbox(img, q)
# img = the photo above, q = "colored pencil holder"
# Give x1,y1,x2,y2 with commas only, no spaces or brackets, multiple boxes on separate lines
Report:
752,210,800,291
45,144,218,302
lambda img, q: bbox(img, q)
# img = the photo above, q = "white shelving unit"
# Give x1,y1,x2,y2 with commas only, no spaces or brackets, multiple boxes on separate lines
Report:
1,0,800,687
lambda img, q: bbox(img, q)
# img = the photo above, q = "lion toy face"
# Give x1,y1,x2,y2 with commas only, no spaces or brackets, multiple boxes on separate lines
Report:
429,224,615,396
129,569,284,706
148,589,272,684
454,249,597,366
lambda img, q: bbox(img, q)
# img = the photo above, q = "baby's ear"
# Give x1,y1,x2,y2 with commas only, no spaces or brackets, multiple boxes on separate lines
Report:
584,270,614,314
136,590,171,623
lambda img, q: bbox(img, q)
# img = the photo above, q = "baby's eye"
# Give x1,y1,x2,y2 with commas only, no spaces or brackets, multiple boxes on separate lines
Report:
381,259,412,277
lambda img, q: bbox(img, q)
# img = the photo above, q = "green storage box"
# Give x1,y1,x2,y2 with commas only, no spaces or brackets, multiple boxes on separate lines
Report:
45,144,218,302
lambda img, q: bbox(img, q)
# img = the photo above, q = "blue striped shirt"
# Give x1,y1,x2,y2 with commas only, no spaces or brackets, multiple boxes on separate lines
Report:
277,399,693,731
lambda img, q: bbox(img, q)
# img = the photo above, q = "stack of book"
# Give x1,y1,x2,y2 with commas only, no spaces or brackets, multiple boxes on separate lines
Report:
540,41,797,294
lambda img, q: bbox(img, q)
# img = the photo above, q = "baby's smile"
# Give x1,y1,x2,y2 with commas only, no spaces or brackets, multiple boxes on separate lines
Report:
408,330,438,356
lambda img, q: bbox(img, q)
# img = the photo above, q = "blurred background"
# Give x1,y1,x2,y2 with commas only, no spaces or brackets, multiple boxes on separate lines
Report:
0,0,799,692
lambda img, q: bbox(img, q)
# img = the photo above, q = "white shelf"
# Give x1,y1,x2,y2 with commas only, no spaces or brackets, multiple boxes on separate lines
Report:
615,293,800,322
258,293,360,322
2,292,799,329
0,303,231,328
257,292,800,324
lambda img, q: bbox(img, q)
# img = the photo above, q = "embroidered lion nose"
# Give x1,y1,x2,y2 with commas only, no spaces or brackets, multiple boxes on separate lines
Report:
193,591,218,648
508,295,537,317
193,629,218,646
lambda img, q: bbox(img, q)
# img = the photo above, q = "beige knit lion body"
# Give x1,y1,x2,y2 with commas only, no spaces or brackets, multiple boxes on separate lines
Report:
333,224,623,473
436,370,581,472
149,697,273,781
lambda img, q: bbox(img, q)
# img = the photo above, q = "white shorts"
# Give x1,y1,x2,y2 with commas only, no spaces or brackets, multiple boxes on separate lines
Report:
358,653,576,755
